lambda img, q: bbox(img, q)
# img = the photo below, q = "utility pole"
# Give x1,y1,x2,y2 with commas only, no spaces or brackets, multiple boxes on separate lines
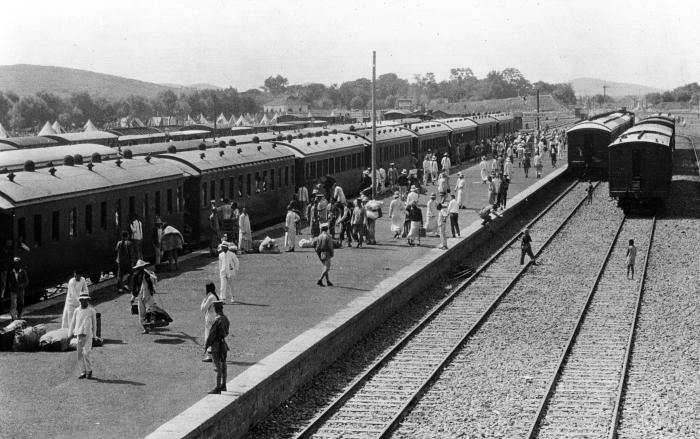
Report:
371,51,377,200
536,89,540,144
603,84,609,106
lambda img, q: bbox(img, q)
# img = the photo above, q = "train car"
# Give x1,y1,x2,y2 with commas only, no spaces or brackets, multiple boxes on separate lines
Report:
0,157,187,288
436,117,477,161
409,121,452,158
492,113,515,136
278,133,369,198
344,126,418,172
470,114,500,142
165,129,210,141
42,131,119,148
120,139,217,157
608,122,673,211
0,135,59,149
566,110,634,178
635,114,676,148
0,144,118,172
154,142,296,243
0,144,17,152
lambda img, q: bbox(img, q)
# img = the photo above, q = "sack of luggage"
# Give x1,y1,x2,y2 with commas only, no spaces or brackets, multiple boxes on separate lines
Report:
39,328,72,351
13,324,47,352
0,319,26,350
299,238,314,248
419,226,426,238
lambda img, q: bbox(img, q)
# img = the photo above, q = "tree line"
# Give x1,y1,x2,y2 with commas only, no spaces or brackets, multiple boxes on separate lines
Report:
645,82,700,106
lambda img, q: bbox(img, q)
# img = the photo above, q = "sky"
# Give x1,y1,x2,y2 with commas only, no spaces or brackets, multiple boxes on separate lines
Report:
1,0,699,92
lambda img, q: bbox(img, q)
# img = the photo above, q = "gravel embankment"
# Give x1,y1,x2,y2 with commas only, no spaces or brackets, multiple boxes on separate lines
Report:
244,179,575,439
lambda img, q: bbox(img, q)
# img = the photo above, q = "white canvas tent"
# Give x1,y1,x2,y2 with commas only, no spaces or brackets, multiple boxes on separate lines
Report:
83,119,98,132
39,121,57,135
258,114,270,126
216,112,228,125
51,121,65,133
198,113,209,124
234,115,247,126
0,123,7,138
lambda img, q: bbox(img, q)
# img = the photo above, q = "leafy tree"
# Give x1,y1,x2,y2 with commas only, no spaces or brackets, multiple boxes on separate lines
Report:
155,89,178,115
501,67,532,95
8,95,53,130
449,67,475,82
263,75,289,94
0,93,13,126
349,95,365,109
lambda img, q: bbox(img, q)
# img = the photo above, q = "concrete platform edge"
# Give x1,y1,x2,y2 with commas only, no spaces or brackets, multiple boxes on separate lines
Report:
147,166,569,439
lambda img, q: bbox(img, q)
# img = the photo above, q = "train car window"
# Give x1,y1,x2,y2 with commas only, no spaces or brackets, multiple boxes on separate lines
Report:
290,166,294,185
238,175,243,197
329,157,335,175
85,205,93,234
246,174,252,196
323,159,329,176
167,189,173,214
176,186,182,212
100,202,107,230
270,169,275,191
52,211,60,241
17,217,26,246
210,180,216,203
229,177,234,199
33,215,42,246
285,167,289,186
115,199,122,230
277,168,282,189
143,195,149,221
255,172,261,193
128,196,135,220
262,171,268,192
220,179,225,201
155,191,161,216
202,183,208,207
69,208,77,238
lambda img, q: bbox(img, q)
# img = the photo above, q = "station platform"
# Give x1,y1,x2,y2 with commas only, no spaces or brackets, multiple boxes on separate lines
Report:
0,157,565,439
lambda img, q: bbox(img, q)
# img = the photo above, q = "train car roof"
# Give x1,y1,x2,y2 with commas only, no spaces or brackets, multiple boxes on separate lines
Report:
610,131,672,148
489,114,514,122
0,136,59,148
469,114,499,125
623,123,673,138
166,129,210,136
436,117,478,132
348,126,418,142
0,157,185,209
568,112,633,133
215,132,280,145
637,116,676,129
120,139,217,156
278,133,368,158
118,132,168,143
0,144,17,152
0,144,118,171
153,142,295,174
409,121,452,136
42,131,118,143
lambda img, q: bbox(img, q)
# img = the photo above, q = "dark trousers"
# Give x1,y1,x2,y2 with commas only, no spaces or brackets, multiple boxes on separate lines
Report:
402,219,410,238
213,350,228,389
352,224,364,246
340,222,352,244
520,246,535,264
449,213,460,237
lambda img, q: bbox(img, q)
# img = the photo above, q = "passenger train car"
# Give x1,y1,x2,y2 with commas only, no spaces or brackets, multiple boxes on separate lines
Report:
566,110,635,178
608,116,675,212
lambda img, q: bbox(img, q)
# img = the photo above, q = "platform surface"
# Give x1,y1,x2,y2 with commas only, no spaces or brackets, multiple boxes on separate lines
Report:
0,156,565,439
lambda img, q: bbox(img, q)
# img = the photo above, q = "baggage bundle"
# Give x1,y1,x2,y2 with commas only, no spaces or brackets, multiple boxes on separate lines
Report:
39,328,72,352
13,324,47,352
0,320,27,350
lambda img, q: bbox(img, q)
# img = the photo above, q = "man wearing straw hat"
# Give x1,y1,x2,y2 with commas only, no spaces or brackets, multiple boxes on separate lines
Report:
68,291,97,379
204,300,230,394
314,223,334,286
218,242,239,304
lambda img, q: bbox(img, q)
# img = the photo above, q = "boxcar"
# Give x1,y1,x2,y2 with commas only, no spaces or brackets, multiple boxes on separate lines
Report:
0,157,187,287
608,125,673,211
154,142,296,243
566,110,635,178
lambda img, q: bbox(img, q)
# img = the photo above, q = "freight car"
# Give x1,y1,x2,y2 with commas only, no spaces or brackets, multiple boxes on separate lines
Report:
608,120,674,212
566,110,635,178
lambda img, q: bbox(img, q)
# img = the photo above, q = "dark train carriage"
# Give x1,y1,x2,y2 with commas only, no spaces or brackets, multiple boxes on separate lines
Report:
409,121,452,157
470,115,499,142
566,111,634,177
0,144,118,171
154,142,296,243
0,157,187,288
0,144,16,152
120,139,217,157
608,128,673,211
344,126,417,172
42,131,118,148
436,117,477,161
492,113,515,136
621,123,675,149
279,133,369,198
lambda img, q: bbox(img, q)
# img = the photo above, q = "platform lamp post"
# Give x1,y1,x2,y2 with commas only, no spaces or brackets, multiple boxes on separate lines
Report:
371,50,377,200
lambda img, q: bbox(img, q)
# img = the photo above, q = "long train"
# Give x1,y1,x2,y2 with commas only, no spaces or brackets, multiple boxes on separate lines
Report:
0,113,519,290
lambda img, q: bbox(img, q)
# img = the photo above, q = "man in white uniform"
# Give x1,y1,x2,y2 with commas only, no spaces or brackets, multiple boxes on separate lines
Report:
441,153,451,176
61,269,89,328
130,215,144,260
284,205,301,252
68,292,97,379
218,243,239,304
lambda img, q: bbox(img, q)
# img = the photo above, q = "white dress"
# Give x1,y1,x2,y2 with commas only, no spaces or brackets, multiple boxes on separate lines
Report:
425,199,438,235
455,178,467,207
61,277,88,328
480,160,488,181
388,199,406,233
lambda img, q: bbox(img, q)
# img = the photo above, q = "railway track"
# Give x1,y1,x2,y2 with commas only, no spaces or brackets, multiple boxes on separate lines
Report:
292,180,597,439
527,215,656,439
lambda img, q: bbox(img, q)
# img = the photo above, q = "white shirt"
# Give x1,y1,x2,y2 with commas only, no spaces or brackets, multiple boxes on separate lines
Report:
441,157,451,170
218,250,239,277
298,187,309,203
447,199,459,214
285,210,300,230
66,276,89,307
69,306,97,337
333,185,346,204
130,219,143,240
406,191,419,206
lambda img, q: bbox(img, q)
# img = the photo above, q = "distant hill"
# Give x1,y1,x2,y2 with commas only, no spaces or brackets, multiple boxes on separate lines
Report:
570,77,662,97
160,82,222,91
0,64,218,100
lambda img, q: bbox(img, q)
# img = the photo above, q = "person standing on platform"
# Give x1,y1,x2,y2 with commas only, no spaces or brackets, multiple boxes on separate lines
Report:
422,154,431,186
447,194,460,238
534,152,543,178
0,239,12,314
387,163,398,193
389,192,406,239
314,223,334,287
152,218,163,268
405,200,423,247
397,169,409,200
425,193,439,237
68,292,97,379
200,282,218,362
455,172,467,209
218,243,239,304
208,206,221,257
238,208,252,253
204,300,230,394
378,164,387,195
437,172,449,204
332,182,347,206
7,257,28,320
230,202,240,245
504,156,513,180
115,231,135,293
130,215,144,261
520,228,537,265
550,144,557,167
586,181,594,204
429,154,439,183
437,203,449,250
523,152,531,178
480,156,489,183
284,204,300,252
406,184,420,206
441,153,451,176
298,184,309,220
364,198,382,245
351,199,366,248
498,175,511,211
626,239,637,280
61,269,89,328
487,175,497,206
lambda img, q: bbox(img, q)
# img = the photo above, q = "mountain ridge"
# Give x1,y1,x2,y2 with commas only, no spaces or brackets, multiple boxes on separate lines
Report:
569,77,662,97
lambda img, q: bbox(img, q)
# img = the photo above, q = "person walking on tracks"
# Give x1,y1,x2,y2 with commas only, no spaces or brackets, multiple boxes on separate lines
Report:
520,228,537,265
68,292,97,379
218,243,239,304
61,269,89,329
201,282,219,362
586,181,594,205
204,300,230,394
314,223,334,287
626,239,637,280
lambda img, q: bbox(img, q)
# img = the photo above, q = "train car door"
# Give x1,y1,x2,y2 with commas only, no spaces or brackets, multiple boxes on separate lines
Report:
631,149,642,191
0,211,12,251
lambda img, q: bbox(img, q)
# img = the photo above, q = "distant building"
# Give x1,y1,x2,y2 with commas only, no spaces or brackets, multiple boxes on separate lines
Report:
395,98,414,110
263,95,309,114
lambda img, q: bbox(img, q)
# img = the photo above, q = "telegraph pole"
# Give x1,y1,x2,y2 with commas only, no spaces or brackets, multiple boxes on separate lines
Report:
371,51,377,200
536,88,540,144
603,84,609,107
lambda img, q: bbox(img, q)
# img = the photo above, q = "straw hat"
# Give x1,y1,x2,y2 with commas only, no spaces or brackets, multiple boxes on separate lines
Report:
79,292,90,300
132,259,149,270
393,192,399,198
430,193,436,199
